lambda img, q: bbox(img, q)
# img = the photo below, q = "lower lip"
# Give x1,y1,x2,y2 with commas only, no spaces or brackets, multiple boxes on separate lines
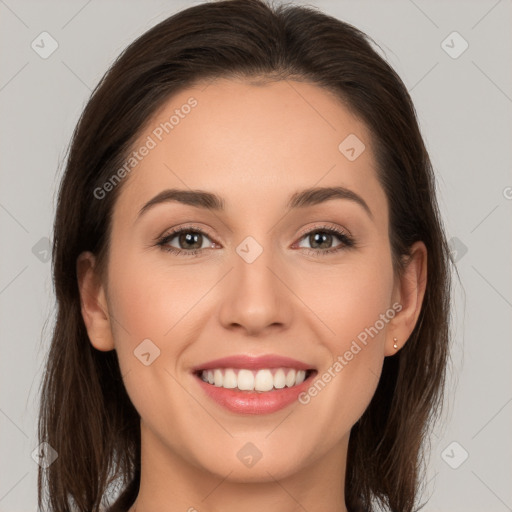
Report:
193,371,316,415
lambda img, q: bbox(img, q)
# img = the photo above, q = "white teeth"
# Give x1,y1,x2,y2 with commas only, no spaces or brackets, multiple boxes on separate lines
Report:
273,368,286,389
222,368,237,388
254,369,274,391
285,369,296,387
213,369,223,387
199,367,310,391
237,369,254,390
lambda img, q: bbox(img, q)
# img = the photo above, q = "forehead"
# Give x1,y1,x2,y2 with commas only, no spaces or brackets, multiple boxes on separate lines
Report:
114,78,386,223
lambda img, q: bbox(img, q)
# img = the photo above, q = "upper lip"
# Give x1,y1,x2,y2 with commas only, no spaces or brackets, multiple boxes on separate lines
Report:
191,354,315,372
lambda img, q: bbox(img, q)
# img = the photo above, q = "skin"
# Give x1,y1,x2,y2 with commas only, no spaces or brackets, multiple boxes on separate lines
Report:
77,78,427,512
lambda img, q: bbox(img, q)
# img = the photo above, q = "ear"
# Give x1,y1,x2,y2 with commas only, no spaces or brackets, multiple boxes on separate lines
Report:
76,251,115,351
385,241,427,356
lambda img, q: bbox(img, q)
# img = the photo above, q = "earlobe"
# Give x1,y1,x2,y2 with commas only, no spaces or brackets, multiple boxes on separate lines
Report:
76,251,115,352
386,241,428,356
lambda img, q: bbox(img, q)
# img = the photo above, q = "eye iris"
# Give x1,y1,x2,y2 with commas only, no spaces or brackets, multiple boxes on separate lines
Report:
310,232,332,249
179,231,202,250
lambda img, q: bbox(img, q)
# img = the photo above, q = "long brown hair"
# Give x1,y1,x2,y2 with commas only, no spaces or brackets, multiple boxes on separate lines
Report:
38,0,453,510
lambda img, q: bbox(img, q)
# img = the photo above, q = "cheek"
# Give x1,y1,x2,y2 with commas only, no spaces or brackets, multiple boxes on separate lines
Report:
298,251,394,344
108,249,213,342
105,254,204,430
296,253,394,425
105,248,224,410
331,271,394,344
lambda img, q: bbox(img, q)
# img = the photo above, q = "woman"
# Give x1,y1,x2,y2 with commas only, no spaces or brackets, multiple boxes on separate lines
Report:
37,0,453,511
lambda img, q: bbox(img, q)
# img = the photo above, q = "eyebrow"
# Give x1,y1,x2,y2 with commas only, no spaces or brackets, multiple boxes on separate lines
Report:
136,185,373,221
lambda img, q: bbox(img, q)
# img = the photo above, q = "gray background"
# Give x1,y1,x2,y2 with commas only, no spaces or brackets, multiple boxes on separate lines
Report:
1,0,511,510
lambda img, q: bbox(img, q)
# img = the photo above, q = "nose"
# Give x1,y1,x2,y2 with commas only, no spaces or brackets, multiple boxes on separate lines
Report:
217,242,294,336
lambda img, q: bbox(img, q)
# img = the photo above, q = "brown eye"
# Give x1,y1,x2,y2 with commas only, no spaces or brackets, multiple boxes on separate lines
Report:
295,226,355,257
157,227,216,256
303,231,338,250
174,231,206,250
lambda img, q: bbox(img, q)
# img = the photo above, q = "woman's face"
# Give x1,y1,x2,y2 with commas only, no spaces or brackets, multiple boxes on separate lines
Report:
80,78,419,485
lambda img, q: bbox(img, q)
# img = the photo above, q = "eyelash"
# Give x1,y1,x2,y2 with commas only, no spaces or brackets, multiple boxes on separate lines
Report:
155,224,356,258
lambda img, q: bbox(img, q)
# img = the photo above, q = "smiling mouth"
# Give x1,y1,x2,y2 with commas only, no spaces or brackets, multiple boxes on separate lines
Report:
193,367,317,393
